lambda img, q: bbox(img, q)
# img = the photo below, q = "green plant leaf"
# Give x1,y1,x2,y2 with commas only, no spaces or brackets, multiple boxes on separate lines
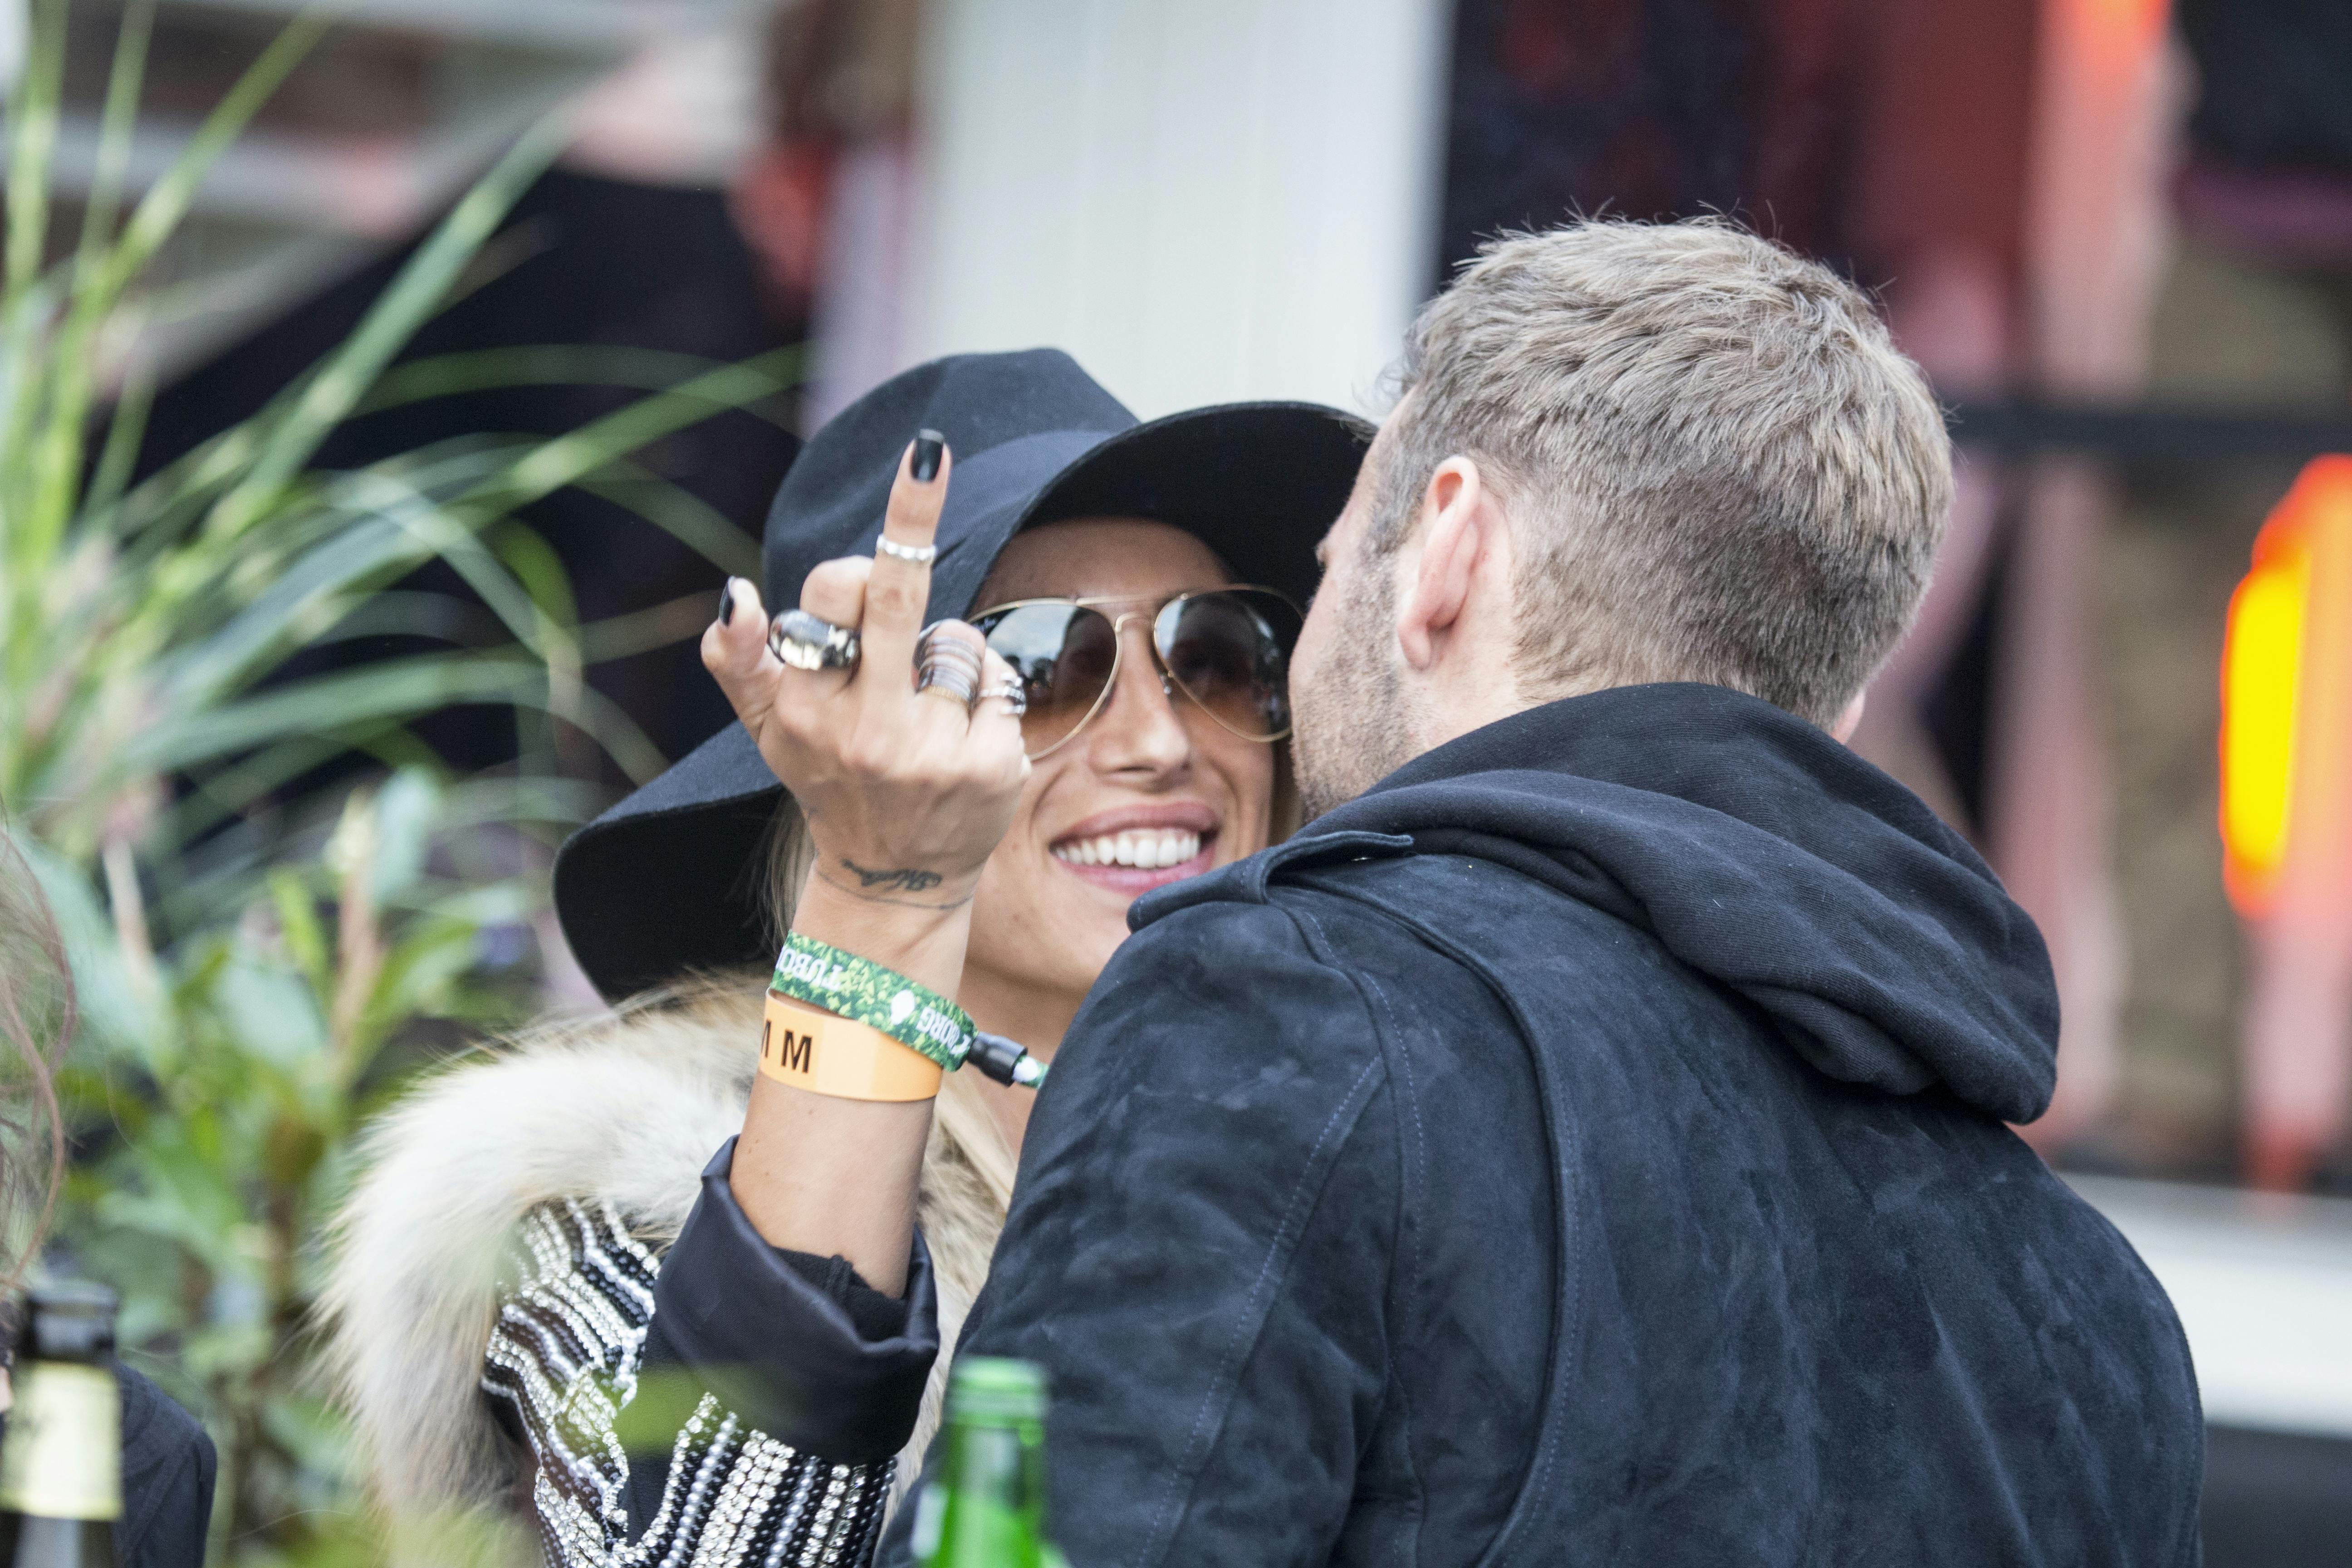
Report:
573,457,762,576
2,0,67,309
268,867,330,999
370,767,441,903
357,343,797,430
210,956,327,1072
82,9,330,308
127,655,544,775
20,838,150,1057
201,109,573,544
127,652,669,784
83,351,154,517
19,0,157,561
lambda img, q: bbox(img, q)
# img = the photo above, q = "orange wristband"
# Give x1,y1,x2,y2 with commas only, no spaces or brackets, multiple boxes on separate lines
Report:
759,990,945,1102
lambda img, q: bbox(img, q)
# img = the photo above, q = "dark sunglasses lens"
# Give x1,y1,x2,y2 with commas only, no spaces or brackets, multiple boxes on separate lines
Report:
1156,589,1298,740
980,603,1118,755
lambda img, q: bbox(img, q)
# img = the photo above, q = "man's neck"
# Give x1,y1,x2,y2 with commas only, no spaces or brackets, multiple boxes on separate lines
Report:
1410,669,1550,757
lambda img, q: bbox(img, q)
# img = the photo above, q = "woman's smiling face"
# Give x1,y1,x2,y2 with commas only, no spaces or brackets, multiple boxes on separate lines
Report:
959,518,1280,1009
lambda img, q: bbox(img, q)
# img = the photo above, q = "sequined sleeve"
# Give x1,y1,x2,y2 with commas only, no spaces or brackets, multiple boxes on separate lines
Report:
483,1198,895,1568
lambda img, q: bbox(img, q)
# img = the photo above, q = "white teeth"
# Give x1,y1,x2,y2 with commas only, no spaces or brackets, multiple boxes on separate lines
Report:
1053,828,1205,869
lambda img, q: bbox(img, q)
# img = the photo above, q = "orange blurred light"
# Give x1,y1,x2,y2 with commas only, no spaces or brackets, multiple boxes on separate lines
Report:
2223,553,2307,908
2091,0,2169,49
2222,456,2352,915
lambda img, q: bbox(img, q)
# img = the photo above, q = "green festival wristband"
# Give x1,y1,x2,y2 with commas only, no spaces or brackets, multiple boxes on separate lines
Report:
770,932,975,1072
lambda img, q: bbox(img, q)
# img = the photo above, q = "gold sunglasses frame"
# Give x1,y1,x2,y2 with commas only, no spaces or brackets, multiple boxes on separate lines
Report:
970,586,1301,759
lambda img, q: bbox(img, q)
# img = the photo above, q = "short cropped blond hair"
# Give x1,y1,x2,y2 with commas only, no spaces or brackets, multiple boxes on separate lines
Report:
1372,218,1952,727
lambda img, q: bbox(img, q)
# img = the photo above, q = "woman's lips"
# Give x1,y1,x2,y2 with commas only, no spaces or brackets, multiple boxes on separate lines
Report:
1050,841,1216,894
1049,818,1218,894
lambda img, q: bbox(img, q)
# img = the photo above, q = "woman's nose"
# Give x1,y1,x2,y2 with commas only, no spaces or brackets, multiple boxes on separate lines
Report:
1084,618,1191,779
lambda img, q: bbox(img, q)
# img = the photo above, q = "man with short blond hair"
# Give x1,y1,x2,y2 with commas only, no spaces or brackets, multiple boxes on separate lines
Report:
920,219,2202,1567
1393,221,1945,711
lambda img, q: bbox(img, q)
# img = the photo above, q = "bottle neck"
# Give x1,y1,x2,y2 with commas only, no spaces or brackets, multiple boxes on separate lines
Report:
929,1419,1046,1568
943,1422,1033,1506
15,1292,116,1367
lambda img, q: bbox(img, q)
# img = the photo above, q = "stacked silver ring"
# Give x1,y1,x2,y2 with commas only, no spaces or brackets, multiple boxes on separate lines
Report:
770,609,861,671
978,677,1027,716
915,623,985,704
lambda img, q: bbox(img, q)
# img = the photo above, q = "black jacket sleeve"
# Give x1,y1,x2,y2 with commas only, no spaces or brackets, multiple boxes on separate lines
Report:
620,1139,939,1547
116,1363,217,1568
884,897,1401,1568
641,1138,938,1460
483,1142,932,1568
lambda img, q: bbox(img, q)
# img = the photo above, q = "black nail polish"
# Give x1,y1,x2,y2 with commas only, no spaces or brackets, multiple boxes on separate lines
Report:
911,429,946,483
718,580,736,625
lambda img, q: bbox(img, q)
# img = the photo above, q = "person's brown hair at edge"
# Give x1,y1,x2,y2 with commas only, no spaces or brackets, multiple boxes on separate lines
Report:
0,825,70,1298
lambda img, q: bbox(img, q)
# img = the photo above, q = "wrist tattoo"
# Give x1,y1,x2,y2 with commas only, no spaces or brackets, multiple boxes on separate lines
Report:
840,858,944,893
812,865,973,910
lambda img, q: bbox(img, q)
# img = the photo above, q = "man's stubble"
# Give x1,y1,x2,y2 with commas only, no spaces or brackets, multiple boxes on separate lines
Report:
1292,555,1421,823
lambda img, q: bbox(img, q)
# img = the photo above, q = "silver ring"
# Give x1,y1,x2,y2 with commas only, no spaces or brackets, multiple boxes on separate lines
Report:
917,662,980,703
877,535,938,564
770,609,860,671
978,678,1027,717
916,623,984,668
915,624,984,703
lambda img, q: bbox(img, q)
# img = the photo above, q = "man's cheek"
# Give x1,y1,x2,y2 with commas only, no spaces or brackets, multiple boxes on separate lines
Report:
1294,578,1346,691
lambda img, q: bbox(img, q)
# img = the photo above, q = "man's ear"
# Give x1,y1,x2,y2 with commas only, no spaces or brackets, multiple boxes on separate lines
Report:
1832,689,1867,743
1396,457,1487,671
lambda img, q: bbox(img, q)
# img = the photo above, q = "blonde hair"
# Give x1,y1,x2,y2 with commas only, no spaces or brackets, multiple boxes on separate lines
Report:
1376,217,1953,727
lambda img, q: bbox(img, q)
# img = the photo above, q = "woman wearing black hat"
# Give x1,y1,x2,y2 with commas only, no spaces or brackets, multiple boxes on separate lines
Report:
324,350,1364,1563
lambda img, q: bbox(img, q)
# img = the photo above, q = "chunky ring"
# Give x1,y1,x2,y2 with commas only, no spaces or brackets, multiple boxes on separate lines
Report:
770,609,860,671
915,623,982,669
917,661,980,704
876,535,938,564
977,678,1028,717
915,624,984,703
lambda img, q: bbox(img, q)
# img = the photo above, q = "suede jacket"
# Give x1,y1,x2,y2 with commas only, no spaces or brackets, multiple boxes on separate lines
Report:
662,682,2206,1568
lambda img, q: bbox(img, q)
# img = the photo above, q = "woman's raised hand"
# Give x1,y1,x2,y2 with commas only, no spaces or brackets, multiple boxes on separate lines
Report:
702,433,1030,914
705,433,1019,1295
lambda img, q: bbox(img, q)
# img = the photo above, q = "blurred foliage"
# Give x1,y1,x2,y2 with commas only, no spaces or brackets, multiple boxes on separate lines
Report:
0,1,785,1560
28,771,574,1564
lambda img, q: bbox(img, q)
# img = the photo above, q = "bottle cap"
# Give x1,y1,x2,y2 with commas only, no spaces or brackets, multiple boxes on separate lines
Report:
948,1356,1046,1422
20,1279,118,1362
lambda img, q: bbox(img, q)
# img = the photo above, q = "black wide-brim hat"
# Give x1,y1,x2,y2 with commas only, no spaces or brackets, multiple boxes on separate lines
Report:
553,348,1371,1000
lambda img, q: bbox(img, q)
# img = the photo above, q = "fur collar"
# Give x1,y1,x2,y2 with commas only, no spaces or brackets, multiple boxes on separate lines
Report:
320,978,1014,1531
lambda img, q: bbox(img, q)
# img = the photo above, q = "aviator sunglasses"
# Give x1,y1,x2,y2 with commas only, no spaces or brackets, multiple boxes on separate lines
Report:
972,587,1303,759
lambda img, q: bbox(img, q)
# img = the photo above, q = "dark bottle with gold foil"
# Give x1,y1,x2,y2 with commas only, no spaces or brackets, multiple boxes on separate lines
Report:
912,1357,1055,1568
0,1281,121,1567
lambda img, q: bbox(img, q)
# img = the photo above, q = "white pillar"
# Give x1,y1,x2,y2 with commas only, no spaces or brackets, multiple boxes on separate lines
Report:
857,0,1451,423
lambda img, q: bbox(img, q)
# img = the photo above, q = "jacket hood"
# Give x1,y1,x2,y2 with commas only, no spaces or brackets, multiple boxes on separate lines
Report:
1288,683,2059,1123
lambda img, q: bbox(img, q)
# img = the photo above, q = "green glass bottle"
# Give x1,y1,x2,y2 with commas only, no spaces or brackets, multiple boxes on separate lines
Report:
0,1280,121,1567
913,1357,1055,1568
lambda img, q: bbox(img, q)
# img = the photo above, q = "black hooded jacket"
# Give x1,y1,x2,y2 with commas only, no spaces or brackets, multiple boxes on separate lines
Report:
645,681,2202,1567
875,681,2202,1567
